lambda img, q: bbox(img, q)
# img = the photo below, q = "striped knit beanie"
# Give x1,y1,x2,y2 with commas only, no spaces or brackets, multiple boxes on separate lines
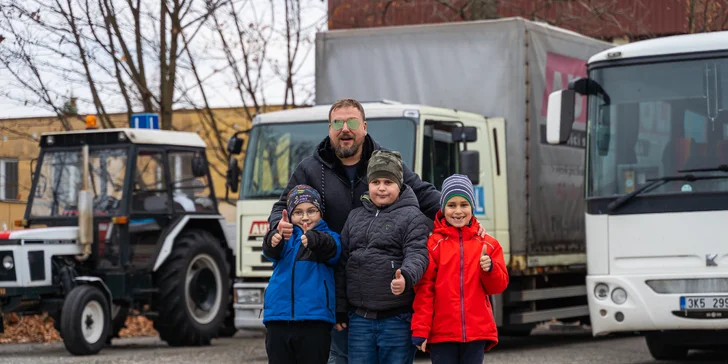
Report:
440,174,475,212
286,184,323,217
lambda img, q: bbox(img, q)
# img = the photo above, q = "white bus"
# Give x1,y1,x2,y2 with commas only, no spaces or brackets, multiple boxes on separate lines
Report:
547,31,728,360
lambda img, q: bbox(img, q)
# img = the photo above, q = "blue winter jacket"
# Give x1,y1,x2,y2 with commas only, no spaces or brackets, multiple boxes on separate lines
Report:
262,219,341,324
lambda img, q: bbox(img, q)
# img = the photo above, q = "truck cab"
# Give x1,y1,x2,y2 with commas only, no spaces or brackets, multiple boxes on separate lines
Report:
227,101,505,328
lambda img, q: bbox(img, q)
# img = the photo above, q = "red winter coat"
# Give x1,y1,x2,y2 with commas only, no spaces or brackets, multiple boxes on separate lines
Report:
411,212,509,350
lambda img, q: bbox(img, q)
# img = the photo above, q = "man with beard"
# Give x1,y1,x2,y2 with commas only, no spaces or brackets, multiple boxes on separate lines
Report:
265,98,442,364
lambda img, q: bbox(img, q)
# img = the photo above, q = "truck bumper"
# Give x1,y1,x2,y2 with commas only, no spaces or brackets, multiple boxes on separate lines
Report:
587,274,728,336
233,282,267,330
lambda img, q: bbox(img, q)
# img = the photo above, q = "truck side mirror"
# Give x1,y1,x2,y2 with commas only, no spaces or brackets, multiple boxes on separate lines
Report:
226,157,241,194
459,150,480,185
546,89,575,144
452,127,477,143
228,135,245,155
191,154,207,178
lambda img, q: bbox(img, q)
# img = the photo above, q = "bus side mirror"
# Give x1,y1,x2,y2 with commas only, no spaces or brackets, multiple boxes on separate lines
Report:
546,89,575,144
459,150,480,185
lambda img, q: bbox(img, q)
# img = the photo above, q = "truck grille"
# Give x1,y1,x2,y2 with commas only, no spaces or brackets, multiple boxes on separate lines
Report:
0,251,17,282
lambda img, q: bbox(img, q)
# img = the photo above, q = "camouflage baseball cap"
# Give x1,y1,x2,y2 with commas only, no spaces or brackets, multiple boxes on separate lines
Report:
367,150,403,188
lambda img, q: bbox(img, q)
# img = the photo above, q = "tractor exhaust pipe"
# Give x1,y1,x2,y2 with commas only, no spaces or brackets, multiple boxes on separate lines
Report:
77,144,93,261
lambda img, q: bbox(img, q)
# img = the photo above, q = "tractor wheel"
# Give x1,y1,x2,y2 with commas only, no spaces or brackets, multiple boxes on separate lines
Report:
60,285,110,355
106,304,130,345
154,229,230,347
217,305,238,338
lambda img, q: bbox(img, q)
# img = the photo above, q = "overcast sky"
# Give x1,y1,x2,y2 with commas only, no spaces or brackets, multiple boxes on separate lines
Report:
0,0,328,120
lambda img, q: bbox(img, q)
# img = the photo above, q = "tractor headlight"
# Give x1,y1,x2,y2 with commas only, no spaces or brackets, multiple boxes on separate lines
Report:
236,288,262,304
2,255,14,270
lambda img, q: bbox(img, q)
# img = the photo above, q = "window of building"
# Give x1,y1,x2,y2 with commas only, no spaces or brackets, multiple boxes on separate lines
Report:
0,159,19,200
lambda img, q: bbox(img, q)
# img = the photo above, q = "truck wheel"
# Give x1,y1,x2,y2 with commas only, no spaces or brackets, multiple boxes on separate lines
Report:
645,333,688,360
106,304,129,345
60,285,110,356
154,229,230,347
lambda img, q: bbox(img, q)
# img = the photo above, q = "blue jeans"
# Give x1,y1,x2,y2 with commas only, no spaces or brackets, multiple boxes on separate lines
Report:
347,312,416,364
328,326,348,364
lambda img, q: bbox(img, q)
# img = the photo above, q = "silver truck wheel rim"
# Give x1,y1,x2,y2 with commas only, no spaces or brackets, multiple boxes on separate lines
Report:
81,301,104,344
185,254,222,325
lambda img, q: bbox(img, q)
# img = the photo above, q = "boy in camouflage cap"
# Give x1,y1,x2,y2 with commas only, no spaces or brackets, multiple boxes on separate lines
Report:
367,150,404,189
335,149,430,364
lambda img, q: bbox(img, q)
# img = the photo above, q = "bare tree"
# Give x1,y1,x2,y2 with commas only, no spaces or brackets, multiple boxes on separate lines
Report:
0,0,325,180
685,0,728,33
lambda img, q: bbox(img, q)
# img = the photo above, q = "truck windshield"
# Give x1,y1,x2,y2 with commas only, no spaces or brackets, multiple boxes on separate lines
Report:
30,148,128,217
587,57,728,198
241,118,416,199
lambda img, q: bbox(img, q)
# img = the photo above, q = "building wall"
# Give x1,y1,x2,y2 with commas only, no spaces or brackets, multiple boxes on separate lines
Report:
0,106,283,225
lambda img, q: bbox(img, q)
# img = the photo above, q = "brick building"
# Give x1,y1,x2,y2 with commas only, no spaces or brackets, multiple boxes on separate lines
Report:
328,0,728,42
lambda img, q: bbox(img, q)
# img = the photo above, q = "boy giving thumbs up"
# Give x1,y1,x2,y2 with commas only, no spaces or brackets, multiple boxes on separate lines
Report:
262,185,341,364
411,174,509,364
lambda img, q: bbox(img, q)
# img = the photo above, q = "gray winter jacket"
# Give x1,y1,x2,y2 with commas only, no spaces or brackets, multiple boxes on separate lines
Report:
336,185,430,317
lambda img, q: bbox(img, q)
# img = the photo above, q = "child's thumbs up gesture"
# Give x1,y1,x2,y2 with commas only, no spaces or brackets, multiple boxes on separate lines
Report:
301,223,310,248
391,269,405,295
480,245,492,272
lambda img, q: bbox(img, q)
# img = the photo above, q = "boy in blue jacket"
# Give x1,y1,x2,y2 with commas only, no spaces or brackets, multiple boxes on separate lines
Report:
262,185,342,364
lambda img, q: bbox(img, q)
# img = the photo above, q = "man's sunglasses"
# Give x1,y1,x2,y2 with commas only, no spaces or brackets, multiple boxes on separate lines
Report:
331,118,361,131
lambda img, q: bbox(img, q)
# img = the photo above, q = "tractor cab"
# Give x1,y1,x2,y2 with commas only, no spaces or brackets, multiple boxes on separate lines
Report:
1,123,233,356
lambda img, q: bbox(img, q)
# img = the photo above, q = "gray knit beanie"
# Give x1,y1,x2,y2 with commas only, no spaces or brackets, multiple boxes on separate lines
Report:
367,150,403,188
440,174,475,212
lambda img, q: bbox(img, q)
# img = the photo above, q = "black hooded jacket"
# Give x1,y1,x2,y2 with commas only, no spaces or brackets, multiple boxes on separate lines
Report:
266,134,441,236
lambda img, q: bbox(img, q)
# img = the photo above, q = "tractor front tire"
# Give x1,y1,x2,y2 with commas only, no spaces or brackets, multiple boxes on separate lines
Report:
154,229,230,347
60,285,110,356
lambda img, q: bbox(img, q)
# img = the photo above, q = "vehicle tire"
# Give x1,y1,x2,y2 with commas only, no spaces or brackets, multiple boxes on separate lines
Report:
645,333,689,360
106,304,129,345
60,285,110,356
154,229,230,347
217,308,238,338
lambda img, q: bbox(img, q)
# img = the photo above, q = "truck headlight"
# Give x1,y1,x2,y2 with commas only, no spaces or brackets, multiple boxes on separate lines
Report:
611,288,627,305
236,288,262,304
2,255,13,270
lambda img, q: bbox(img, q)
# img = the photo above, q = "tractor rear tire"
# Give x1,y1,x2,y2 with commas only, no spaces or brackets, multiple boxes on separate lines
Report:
60,285,110,355
154,229,230,347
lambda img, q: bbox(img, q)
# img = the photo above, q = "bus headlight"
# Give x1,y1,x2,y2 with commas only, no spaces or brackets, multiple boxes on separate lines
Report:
611,288,627,305
594,283,609,300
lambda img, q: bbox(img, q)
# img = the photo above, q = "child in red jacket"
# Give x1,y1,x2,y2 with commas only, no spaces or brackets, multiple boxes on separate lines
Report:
411,174,509,364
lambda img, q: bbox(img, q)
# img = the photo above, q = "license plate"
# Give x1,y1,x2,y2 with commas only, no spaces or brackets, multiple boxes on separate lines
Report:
680,295,728,310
